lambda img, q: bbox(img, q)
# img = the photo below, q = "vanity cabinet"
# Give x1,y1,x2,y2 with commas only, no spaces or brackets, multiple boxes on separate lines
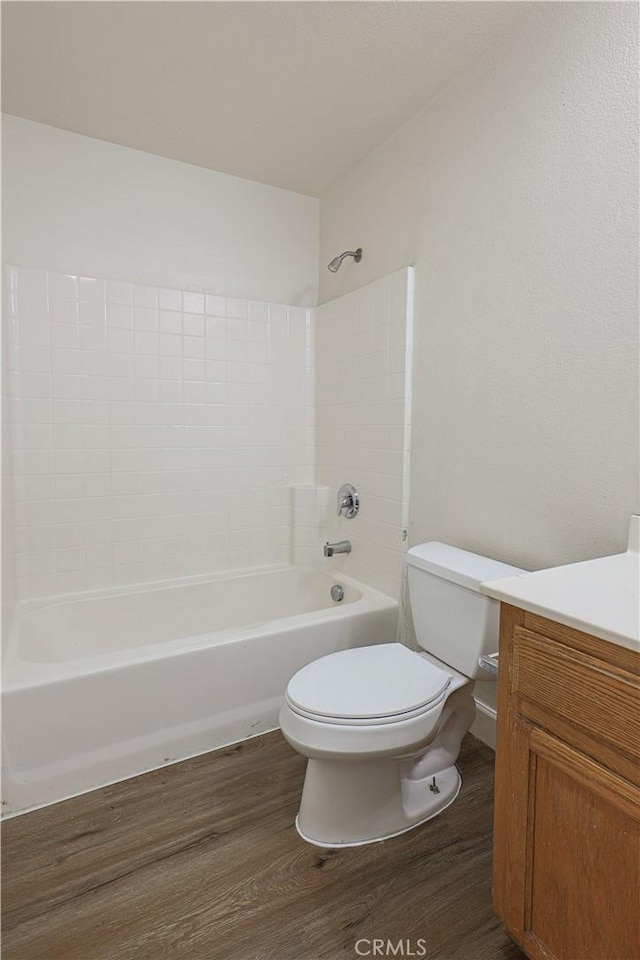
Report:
493,604,640,960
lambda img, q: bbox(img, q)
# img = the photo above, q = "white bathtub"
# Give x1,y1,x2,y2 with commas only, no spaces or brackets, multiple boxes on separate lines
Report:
1,566,398,816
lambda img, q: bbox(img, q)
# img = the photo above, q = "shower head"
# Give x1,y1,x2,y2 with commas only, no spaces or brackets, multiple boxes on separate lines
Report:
327,248,363,273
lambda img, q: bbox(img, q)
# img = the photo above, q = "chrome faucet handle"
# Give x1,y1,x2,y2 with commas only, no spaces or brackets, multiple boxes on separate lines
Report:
337,483,359,518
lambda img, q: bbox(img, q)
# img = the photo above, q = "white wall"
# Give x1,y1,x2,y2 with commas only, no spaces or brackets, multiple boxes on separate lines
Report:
2,116,319,306
319,2,639,571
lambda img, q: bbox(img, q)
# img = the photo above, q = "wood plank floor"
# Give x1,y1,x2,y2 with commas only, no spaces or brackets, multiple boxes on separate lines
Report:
2,731,525,960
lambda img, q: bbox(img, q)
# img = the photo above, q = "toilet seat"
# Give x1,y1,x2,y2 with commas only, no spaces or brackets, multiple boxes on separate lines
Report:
285,643,452,727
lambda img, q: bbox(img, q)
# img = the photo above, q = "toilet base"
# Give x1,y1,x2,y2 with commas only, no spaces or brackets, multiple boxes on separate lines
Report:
294,760,462,848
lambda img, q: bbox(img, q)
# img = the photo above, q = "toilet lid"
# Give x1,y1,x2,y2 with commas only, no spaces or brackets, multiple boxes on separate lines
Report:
286,643,451,721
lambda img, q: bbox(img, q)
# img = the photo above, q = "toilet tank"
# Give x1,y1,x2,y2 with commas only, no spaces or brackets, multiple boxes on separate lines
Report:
406,543,524,679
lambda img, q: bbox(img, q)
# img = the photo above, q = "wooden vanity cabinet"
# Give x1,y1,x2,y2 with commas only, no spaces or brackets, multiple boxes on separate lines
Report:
493,604,640,960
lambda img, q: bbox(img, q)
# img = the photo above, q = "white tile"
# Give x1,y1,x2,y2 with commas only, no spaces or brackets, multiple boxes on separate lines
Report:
16,271,48,318
135,379,159,402
78,277,105,302
80,326,107,352
228,340,251,363
52,349,83,376
107,303,134,328
184,336,205,359
19,476,54,501
206,316,227,339
159,357,183,381
81,375,109,401
17,320,50,347
183,315,205,337
18,345,51,373
79,300,106,325
115,379,141,405
134,307,159,331
134,331,159,355
55,499,84,523
83,474,110,497
205,294,227,316
53,423,83,449
158,288,181,311
86,543,112,567
269,317,289,343
206,338,228,361
184,359,206,381
184,381,207,404
47,272,78,300
15,398,52,424
132,357,158,381
57,546,86,572
227,297,249,320
389,348,405,374
183,291,205,314
158,311,182,337
80,399,109,423
160,333,182,357
389,321,406,349
228,318,249,341
18,449,54,476
134,285,158,309
48,297,78,325
50,323,79,350
372,324,390,353
108,329,135,353
249,300,270,322
106,280,134,305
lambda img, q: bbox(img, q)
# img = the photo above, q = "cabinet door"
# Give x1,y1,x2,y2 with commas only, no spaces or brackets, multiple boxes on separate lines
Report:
507,725,640,960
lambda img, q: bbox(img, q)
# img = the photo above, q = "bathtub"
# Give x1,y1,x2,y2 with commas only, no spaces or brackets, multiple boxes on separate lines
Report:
1,565,398,816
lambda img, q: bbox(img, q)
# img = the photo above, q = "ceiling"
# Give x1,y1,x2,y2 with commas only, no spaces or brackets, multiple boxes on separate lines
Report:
2,1,528,197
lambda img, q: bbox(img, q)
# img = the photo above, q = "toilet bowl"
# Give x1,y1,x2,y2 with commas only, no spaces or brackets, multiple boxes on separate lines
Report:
280,643,476,846
280,542,524,847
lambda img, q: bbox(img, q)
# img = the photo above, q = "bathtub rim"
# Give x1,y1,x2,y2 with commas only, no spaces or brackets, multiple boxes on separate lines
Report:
3,565,399,691
8,560,302,621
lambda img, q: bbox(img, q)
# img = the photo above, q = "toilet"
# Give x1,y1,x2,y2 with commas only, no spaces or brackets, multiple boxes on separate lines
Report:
279,542,523,847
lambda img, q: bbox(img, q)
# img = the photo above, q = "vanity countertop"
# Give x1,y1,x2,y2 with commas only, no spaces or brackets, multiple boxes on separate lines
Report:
480,516,640,652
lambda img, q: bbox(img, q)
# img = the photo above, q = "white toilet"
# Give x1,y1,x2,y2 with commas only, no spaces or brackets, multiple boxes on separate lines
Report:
279,542,523,847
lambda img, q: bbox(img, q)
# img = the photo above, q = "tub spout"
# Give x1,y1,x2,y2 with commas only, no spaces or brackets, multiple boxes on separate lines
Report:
324,540,351,558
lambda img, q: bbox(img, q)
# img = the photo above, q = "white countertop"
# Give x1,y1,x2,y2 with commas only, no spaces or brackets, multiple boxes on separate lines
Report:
480,517,640,653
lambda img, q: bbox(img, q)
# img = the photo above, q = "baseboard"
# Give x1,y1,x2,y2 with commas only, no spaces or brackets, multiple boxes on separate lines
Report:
470,698,496,750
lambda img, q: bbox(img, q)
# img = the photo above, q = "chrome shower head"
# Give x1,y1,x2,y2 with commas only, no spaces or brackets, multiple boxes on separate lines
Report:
327,248,363,273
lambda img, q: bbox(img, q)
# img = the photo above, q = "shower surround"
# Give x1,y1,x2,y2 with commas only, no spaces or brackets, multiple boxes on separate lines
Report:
316,268,414,601
4,264,413,607
4,266,314,602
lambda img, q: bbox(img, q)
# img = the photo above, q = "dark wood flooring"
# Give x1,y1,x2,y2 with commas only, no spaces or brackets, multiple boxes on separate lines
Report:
2,731,524,960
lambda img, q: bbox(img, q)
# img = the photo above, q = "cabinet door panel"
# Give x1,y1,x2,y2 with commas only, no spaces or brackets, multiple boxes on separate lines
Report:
525,730,640,960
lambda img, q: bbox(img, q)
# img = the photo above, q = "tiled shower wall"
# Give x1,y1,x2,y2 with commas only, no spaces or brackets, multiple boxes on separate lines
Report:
316,268,413,599
4,265,314,600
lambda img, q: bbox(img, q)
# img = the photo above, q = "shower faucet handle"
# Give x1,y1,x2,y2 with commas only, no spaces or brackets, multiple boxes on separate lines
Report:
337,483,359,519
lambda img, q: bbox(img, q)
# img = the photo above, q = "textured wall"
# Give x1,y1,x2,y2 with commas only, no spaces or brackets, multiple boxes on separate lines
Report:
319,3,639,570
2,116,319,306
